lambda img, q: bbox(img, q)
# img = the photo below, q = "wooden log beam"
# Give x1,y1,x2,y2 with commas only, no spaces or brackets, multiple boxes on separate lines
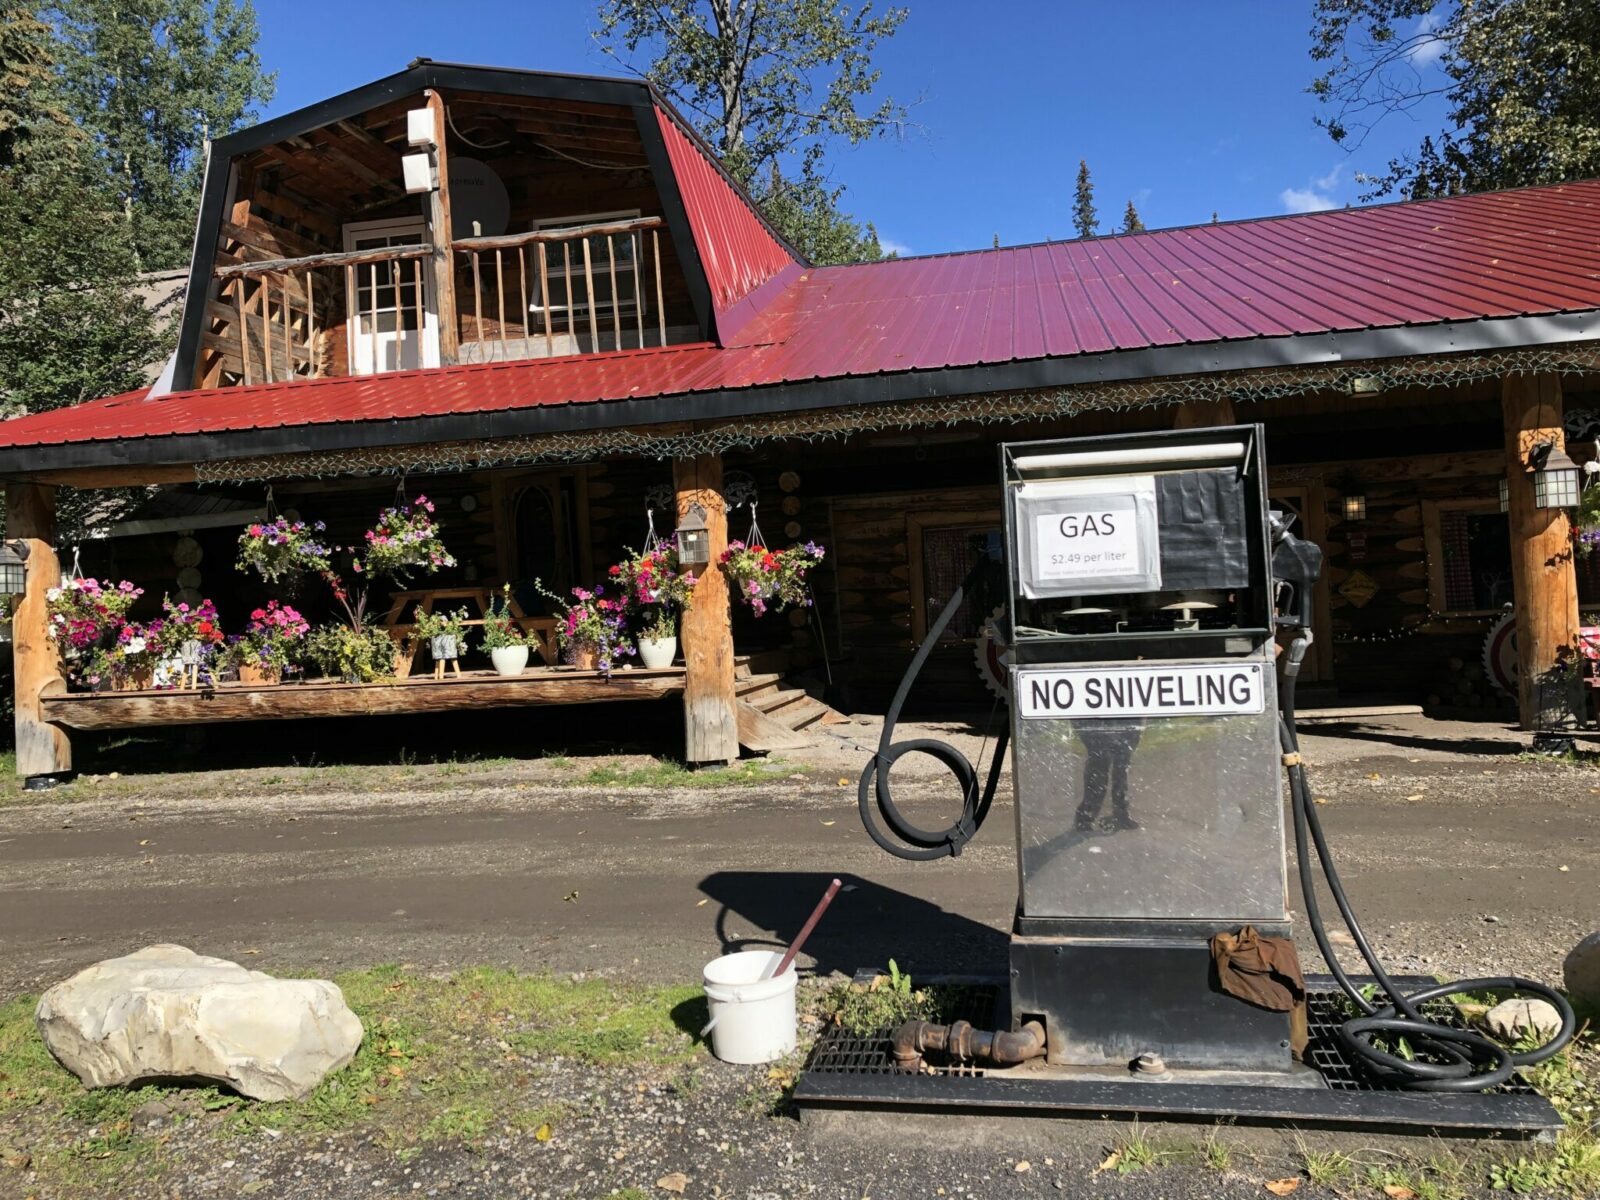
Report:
6,483,71,780
1501,372,1581,732
39,670,685,731
1172,396,1237,428
451,216,664,255
426,89,460,366
675,453,739,764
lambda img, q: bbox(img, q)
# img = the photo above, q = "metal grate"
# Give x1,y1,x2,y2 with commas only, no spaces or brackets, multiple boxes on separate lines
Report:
1305,990,1536,1094
806,984,998,1079
805,983,1538,1095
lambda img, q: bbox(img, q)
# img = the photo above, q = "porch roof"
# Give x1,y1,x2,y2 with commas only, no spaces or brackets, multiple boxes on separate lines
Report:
6,178,1600,475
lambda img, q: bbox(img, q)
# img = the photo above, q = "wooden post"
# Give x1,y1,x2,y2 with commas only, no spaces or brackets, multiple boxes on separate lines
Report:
1501,373,1581,732
6,483,70,782
424,89,459,366
1173,396,1237,427
674,453,739,765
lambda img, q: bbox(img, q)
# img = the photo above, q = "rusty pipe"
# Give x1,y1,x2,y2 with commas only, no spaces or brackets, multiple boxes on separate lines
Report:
891,1018,1046,1072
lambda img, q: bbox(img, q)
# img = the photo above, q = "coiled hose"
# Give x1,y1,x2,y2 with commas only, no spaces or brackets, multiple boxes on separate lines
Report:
857,568,1008,860
1280,658,1576,1090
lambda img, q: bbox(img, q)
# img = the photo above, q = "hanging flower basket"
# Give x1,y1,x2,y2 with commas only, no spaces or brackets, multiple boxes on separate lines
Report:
719,541,825,617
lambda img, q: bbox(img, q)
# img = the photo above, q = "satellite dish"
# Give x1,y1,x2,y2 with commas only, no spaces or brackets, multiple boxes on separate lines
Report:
447,157,510,238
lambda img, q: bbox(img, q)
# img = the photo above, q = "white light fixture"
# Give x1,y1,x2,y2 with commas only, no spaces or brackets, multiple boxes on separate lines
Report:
1348,375,1383,395
1531,440,1582,510
402,152,436,195
406,107,436,148
1342,493,1367,521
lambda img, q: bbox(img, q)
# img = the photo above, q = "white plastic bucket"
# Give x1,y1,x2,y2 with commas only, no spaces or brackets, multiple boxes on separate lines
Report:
701,949,797,1064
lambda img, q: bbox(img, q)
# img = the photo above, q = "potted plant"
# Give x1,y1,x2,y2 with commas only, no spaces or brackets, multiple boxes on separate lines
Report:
555,586,632,674
153,596,225,688
228,600,310,685
481,584,530,676
235,516,332,583
719,540,826,616
305,623,399,684
411,605,471,679
109,622,161,690
46,577,143,690
611,542,696,669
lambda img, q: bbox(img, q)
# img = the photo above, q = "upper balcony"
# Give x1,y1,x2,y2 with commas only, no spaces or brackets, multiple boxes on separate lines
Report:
174,62,801,393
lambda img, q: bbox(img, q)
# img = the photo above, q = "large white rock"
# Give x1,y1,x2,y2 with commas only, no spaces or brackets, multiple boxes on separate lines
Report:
1565,932,1600,1014
1485,997,1563,1042
35,945,363,1101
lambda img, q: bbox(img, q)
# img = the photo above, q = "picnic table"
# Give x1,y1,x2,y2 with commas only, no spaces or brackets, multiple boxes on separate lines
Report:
380,586,558,678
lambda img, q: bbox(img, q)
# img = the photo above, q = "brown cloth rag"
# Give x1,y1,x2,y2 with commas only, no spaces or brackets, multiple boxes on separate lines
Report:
1210,925,1310,1060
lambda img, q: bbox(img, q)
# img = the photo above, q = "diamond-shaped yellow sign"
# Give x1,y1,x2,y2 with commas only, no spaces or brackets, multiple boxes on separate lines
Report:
1337,568,1379,608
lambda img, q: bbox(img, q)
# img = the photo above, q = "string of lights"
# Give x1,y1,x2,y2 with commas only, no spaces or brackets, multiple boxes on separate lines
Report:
194,344,1600,485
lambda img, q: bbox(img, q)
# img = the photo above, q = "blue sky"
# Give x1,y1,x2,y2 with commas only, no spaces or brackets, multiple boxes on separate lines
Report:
252,0,1453,257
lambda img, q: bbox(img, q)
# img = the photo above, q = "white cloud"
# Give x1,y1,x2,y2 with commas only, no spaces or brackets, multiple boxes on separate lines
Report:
1280,187,1336,214
878,236,912,257
1406,11,1448,69
1313,162,1345,192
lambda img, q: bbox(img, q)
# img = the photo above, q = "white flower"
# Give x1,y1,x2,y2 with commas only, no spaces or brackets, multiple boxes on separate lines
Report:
125,637,147,655
45,587,61,602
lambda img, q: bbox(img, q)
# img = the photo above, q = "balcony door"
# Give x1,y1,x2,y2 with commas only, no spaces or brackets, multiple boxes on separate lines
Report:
343,217,439,375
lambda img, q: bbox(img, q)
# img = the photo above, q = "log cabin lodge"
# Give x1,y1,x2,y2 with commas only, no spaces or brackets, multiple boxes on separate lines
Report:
2,59,1598,784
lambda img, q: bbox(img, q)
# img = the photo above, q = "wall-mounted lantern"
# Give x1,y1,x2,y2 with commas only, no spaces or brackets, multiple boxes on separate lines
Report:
1498,477,1510,513
0,541,30,596
676,502,712,567
1531,440,1582,510
1342,493,1367,521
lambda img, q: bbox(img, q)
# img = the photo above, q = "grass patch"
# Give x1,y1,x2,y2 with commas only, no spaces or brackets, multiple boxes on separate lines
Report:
0,964,705,1193
820,961,932,1036
1101,1119,1165,1174
580,757,786,789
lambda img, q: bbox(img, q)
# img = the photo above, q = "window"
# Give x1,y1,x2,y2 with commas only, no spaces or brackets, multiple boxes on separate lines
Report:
1423,498,1513,616
907,513,1004,643
529,209,643,328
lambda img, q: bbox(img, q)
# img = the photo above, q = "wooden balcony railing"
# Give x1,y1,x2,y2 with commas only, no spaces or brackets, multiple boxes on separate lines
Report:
452,215,669,362
213,243,433,385
206,215,673,386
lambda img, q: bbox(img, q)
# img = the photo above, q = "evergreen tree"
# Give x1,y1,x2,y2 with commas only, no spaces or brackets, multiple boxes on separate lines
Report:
1120,199,1145,234
1072,159,1098,238
594,0,908,264
0,1,156,420
1311,0,1600,198
52,0,276,269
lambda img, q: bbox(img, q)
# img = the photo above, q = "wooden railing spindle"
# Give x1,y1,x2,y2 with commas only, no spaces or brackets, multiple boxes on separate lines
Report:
262,276,274,383
471,250,483,354
368,262,379,374
581,237,599,348
234,281,252,386
538,242,553,355
653,230,666,347
632,231,643,350
495,248,507,358
607,235,621,349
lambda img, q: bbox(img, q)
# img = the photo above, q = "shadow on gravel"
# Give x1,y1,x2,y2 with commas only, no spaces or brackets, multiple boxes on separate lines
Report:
699,870,1008,980
1305,719,1524,757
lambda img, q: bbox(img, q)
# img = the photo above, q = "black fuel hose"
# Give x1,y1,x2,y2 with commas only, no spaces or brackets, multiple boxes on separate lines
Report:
1280,661,1576,1090
858,568,1009,860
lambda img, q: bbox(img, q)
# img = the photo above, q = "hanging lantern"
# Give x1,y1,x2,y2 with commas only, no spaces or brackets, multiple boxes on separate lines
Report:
675,502,712,567
1532,441,1582,510
1342,493,1367,521
0,541,28,596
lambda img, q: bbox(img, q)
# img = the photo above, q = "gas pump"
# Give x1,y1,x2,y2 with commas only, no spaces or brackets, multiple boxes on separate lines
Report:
859,425,1574,1093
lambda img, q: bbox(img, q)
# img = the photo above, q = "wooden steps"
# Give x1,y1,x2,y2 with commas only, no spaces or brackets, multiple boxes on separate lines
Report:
732,660,847,753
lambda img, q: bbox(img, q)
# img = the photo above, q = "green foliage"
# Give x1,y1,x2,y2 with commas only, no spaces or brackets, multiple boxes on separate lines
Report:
1310,0,1600,199
593,0,908,264
823,960,932,1036
1121,198,1145,234
1073,159,1098,238
1490,1129,1600,1194
410,605,472,656
51,0,277,270
305,623,398,682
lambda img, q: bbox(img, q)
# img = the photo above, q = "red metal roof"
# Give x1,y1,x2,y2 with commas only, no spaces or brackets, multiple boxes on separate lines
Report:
8,179,1600,455
653,105,799,321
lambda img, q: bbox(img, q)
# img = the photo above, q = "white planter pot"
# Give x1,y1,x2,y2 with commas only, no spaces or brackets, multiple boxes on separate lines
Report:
490,645,530,677
638,635,678,669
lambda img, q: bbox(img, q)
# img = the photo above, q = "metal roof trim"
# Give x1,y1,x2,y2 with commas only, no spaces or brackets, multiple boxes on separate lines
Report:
6,309,1596,477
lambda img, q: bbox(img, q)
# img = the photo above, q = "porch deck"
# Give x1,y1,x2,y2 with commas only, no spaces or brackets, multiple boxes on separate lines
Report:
39,666,687,732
